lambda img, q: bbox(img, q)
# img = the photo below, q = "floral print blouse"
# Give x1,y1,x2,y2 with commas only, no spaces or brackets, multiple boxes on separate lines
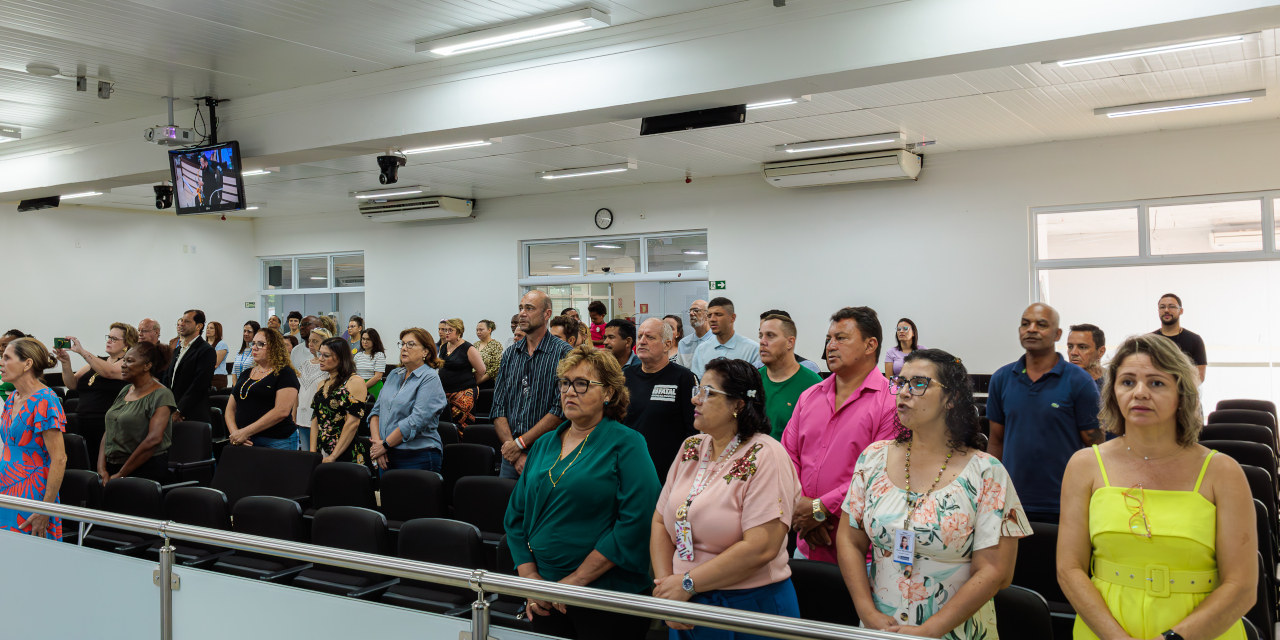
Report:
841,441,1032,640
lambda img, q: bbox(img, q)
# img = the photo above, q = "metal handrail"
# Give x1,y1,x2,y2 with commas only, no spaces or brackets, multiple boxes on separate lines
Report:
0,494,923,640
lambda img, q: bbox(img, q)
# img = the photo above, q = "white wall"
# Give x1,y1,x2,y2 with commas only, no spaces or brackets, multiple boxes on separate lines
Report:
0,203,258,356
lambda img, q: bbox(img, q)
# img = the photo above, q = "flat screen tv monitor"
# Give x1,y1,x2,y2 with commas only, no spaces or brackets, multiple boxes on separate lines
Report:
168,141,246,215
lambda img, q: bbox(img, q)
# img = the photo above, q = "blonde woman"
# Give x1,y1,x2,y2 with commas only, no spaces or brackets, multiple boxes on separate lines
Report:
295,328,333,452
225,329,301,450
437,318,485,432
55,322,137,459
1,337,67,539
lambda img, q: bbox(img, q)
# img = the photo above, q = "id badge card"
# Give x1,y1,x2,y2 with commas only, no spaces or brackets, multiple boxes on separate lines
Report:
892,528,915,565
675,520,695,561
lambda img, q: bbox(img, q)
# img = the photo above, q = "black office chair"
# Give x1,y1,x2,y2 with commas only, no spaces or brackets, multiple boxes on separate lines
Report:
290,506,398,599
381,518,487,614
147,487,230,563
1010,522,1076,638
193,496,312,581
167,421,216,486
379,470,446,531
463,423,503,455
1218,399,1278,418
993,585,1054,640
81,477,165,556
491,535,535,632
208,405,227,440
59,469,103,544
438,421,460,446
473,388,494,419
1243,616,1263,640
1248,552,1276,640
193,445,322,511
789,558,859,627
1201,441,1278,494
1210,410,1278,442
62,433,92,471
442,444,496,505
305,462,377,519
63,396,79,415
1240,465,1279,554
452,476,516,568
1201,424,1278,457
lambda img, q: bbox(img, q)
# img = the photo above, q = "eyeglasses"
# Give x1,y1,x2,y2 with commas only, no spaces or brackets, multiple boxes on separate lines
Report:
317,352,335,360
557,378,605,394
692,385,733,401
888,376,947,397
105,335,123,344
397,341,421,349
895,327,912,333
250,341,268,350
1123,485,1152,538
1158,305,1181,311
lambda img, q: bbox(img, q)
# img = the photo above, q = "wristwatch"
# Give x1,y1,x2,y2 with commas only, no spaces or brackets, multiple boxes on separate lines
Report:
682,572,697,596
1162,631,1185,640
812,498,827,523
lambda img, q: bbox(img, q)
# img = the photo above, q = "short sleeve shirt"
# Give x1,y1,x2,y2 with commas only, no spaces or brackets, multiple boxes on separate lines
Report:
234,366,300,439
104,385,176,463
759,366,823,441
657,433,800,590
1151,328,1208,366
883,345,925,376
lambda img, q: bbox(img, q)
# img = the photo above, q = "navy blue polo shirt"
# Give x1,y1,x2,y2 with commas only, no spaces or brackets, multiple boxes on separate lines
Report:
986,353,1101,514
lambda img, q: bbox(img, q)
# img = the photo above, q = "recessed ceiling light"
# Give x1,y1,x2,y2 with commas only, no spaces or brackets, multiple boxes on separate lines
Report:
746,95,811,110
417,8,611,58
310,276,326,280
1094,90,1264,118
60,192,102,199
403,139,500,154
350,186,427,199
683,250,706,255
552,265,574,269
0,126,20,142
25,63,60,77
538,162,636,180
593,243,622,249
246,206,260,210
775,133,904,154
241,169,272,176
1056,35,1249,67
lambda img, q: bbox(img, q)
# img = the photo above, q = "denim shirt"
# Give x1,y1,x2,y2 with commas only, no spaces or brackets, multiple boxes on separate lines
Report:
369,364,447,452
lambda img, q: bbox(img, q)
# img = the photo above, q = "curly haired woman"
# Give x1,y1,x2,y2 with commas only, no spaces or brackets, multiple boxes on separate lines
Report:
225,328,301,450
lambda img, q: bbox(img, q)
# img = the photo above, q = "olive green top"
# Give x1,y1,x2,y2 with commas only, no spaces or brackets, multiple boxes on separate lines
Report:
103,385,176,464
503,418,660,594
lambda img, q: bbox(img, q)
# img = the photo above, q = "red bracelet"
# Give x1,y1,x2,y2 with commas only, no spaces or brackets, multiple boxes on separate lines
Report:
517,436,527,450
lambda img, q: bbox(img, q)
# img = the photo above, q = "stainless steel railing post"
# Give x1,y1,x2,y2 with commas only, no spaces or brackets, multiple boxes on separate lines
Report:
470,570,490,640
159,534,174,640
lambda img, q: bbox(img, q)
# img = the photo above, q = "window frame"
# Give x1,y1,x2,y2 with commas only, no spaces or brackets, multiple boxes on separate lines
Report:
258,251,366,296
519,230,709,285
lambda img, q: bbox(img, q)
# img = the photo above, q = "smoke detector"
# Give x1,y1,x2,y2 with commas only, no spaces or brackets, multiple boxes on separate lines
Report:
25,63,61,77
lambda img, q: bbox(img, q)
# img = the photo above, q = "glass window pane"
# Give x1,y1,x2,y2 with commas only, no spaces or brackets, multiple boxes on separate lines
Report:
1149,199,1262,255
333,254,364,287
298,257,328,289
647,234,708,272
586,239,640,275
262,259,292,290
528,243,580,277
1036,209,1138,260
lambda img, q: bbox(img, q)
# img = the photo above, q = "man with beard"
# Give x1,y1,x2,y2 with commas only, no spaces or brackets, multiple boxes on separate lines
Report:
494,290,573,478
676,299,713,368
1152,293,1207,382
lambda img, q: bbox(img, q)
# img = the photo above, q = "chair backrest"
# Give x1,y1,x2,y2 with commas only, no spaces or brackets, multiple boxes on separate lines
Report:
438,422,460,446
441,444,496,501
311,462,377,511
1011,522,1068,604
398,518,486,569
1200,424,1277,455
452,477,516,535
379,470,445,523
463,424,502,455
1219,399,1278,417
232,496,307,542
211,446,323,510
63,397,79,415
208,406,226,440
1242,616,1262,640
60,469,103,509
1240,465,1278,529
1199,441,1276,478
63,432,92,471
102,477,165,519
169,421,213,464
1253,499,1275,586
474,388,494,416
496,534,515,575
164,487,231,530
311,506,389,555
1210,409,1277,431
1247,551,1276,640
993,585,1054,640
788,558,860,627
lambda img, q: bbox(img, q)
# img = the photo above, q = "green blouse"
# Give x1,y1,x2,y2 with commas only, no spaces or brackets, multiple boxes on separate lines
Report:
503,418,660,594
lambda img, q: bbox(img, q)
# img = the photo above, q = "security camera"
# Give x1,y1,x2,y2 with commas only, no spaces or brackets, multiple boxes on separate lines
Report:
602,267,612,273
377,155,406,185
153,184,173,210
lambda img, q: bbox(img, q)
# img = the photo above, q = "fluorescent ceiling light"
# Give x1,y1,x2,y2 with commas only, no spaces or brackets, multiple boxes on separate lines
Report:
403,139,500,154
746,95,812,110
552,265,574,269
246,206,259,210
569,256,597,261
1056,35,1248,67
0,126,20,142
1094,90,1264,118
417,8,611,58
593,243,622,249
310,276,326,280
351,186,426,199
683,250,706,255
241,169,272,176
775,133,904,154
60,192,102,199
1211,229,1262,249
538,162,636,180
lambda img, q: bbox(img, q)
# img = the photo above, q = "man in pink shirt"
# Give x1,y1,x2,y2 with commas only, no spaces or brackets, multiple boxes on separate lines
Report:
783,306,896,563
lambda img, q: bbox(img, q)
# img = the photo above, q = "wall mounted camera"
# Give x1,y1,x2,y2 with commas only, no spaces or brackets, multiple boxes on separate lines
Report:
377,155,407,185
154,184,173,210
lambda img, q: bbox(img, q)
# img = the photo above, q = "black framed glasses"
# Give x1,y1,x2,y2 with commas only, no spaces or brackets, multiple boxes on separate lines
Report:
888,375,947,397
557,378,605,394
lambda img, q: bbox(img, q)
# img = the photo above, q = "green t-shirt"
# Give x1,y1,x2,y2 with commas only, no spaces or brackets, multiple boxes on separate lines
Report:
0,381,13,402
760,365,823,440
103,385,176,464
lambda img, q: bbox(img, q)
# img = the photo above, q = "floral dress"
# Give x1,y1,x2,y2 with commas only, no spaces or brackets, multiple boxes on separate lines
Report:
310,378,368,465
0,388,66,540
842,441,1032,640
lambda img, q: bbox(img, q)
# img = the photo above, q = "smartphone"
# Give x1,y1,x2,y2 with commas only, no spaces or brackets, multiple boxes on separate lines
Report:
53,337,71,350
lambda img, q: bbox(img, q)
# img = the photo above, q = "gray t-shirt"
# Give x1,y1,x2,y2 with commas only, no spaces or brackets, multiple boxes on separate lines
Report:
103,385,176,463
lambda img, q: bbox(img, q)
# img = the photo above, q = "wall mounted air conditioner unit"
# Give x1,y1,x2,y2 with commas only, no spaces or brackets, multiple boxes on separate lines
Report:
358,196,474,222
762,150,921,188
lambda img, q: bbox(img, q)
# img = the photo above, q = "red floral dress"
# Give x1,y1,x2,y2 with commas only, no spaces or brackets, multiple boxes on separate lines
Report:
0,387,66,540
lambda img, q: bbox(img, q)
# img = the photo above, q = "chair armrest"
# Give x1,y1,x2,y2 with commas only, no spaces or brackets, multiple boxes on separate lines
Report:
160,480,200,495
173,459,215,470
183,550,236,568
443,606,473,617
285,495,311,509
261,563,314,583
348,578,400,599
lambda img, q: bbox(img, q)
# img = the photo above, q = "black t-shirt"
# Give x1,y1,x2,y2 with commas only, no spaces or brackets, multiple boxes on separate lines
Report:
1151,328,1208,366
439,340,476,394
76,357,130,415
234,366,300,439
622,361,698,482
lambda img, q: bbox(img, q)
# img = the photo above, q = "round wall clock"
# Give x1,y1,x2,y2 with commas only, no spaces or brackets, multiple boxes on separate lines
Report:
594,208,613,229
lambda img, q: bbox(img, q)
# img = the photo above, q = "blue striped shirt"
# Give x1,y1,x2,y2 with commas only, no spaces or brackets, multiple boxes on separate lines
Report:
491,333,573,437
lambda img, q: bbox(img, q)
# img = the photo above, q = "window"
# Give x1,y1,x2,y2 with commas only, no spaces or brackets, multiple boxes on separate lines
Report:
298,257,328,289
528,243,581,277
647,234,709,272
1149,199,1263,255
586,239,640,275
258,252,364,295
521,232,709,282
1036,209,1138,260
262,259,292,290
333,254,364,287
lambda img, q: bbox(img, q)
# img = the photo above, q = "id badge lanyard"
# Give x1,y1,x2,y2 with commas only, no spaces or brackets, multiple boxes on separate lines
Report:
674,436,741,562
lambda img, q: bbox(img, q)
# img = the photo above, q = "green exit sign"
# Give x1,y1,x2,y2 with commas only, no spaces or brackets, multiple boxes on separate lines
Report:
709,281,727,290
245,302,256,309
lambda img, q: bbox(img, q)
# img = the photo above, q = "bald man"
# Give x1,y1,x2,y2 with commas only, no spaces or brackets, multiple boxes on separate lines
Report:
138,318,161,345
987,303,1103,525
290,315,320,371
676,299,713,368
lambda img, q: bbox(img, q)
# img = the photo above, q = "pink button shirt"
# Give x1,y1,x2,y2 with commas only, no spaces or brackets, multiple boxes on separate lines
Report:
782,371,897,563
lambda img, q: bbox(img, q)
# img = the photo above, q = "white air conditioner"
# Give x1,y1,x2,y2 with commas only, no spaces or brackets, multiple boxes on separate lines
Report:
358,196,474,222
762,150,921,188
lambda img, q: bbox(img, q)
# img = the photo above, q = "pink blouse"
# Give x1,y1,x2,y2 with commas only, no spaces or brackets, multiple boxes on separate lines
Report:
657,433,801,591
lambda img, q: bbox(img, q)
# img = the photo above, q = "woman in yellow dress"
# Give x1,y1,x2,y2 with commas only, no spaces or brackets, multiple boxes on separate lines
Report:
1058,333,1255,640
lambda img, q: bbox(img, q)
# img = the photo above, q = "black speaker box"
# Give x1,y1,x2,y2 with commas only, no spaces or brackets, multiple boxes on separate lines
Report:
640,105,746,136
17,196,61,212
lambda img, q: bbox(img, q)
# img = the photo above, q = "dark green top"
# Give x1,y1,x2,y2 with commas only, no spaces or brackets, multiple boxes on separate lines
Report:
503,418,660,594
103,384,176,464
759,365,823,440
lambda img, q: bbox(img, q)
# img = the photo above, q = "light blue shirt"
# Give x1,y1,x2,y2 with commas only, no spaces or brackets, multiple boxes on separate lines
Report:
677,331,715,368
369,364,448,452
689,332,761,378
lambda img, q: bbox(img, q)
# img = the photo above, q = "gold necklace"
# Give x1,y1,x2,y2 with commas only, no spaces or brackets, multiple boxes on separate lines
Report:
547,428,594,488
903,439,954,522
238,366,271,399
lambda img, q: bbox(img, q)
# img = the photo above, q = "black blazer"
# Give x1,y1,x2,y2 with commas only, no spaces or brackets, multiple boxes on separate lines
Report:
163,336,215,423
